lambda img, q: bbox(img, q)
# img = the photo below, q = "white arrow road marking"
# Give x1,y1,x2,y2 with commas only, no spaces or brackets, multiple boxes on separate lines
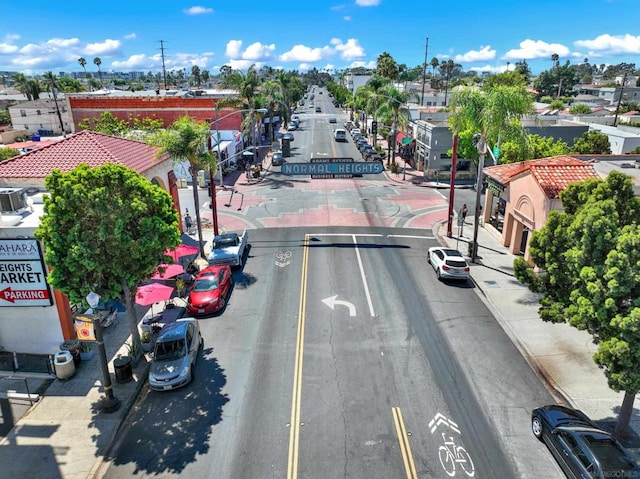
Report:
428,413,460,434
322,295,356,317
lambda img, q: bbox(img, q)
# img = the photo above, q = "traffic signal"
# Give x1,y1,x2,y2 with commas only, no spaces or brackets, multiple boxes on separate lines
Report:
371,121,377,134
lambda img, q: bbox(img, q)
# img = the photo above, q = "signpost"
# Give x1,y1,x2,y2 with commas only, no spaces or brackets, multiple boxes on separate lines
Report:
282,158,384,178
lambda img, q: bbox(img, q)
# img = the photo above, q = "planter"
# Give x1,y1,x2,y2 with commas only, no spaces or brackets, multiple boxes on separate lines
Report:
79,348,95,361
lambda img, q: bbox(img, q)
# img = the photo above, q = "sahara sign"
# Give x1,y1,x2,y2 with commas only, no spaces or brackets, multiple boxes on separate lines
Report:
0,239,52,307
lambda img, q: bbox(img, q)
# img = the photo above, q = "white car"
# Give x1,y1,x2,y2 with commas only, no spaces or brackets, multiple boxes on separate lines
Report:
427,247,470,281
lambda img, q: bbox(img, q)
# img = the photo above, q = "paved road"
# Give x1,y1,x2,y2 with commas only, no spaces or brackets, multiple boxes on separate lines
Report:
101,227,561,478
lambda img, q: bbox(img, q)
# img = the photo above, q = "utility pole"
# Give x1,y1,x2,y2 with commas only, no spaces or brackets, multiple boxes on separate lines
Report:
613,72,628,127
159,40,168,90
471,134,487,262
420,38,429,107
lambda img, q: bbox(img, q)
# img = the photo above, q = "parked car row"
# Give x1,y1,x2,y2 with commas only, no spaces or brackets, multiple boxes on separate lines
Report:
347,125,382,162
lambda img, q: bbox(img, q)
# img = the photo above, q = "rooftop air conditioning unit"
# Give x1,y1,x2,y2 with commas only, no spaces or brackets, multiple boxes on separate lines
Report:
0,188,27,212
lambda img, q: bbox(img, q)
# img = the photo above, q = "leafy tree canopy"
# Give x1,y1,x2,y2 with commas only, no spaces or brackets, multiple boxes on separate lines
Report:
572,130,611,154
514,171,640,435
0,109,11,126
498,134,570,163
569,103,591,114
35,163,180,344
0,148,20,161
78,111,163,137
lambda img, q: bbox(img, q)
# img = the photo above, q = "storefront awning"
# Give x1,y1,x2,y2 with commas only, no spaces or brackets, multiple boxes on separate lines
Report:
396,131,412,145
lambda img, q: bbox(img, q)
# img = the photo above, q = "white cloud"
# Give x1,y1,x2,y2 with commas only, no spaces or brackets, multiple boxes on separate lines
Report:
225,40,242,58
469,64,507,74
356,0,380,6
333,38,365,61
124,33,136,40
280,44,332,62
184,6,214,15
84,39,123,56
242,42,276,61
348,60,376,69
228,59,264,71
298,63,312,72
574,33,640,56
454,46,496,63
0,41,19,54
502,39,571,60
344,16,351,21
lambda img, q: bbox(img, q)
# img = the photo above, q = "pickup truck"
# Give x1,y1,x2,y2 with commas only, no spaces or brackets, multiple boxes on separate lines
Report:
207,230,248,267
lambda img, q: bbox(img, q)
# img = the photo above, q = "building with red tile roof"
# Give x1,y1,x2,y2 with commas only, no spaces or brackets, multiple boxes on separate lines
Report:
0,130,181,356
0,130,172,190
481,156,600,259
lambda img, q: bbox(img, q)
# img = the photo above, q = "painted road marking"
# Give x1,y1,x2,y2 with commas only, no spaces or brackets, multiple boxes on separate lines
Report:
321,295,356,316
287,234,310,479
392,407,418,479
352,234,376,317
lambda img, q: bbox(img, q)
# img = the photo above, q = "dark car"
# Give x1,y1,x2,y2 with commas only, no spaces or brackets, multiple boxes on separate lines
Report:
271,151,284,166
532,405,640,479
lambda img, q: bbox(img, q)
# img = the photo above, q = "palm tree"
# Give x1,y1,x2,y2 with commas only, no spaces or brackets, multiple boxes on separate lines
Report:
12,73,32,100
151,117,216,257
43,72,65,135
78,57,91,91
191,65,201,87
430,57,439,78
375,84,416,164
261,80,286,139
221,65,261,156
93,57,103,88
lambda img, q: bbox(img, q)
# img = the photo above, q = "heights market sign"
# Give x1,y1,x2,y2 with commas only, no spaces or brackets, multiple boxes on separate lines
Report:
0,239,52,307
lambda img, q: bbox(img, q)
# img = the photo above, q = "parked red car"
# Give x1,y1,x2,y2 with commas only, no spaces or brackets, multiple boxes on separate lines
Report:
186,265,232,316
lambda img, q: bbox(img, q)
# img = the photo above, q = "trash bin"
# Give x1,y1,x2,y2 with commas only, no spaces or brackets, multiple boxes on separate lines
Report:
54,351,76,380
114,356,133,384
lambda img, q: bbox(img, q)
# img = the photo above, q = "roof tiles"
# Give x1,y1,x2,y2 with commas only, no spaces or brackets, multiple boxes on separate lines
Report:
484,156,600,199
0,130,167,179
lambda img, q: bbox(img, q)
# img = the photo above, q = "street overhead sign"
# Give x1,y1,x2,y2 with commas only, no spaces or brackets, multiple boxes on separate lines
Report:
281,158,384,177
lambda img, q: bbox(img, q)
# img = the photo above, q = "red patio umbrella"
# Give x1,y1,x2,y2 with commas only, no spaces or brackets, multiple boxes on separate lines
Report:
135,283,175,307
164,244,199,263
151,263,185,280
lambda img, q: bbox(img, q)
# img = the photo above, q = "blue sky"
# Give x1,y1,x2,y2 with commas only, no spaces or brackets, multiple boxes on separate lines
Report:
1,0,639,76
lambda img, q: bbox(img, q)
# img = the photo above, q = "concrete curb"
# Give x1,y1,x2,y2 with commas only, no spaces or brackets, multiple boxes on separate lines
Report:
431,220,575,407
88,360,150,479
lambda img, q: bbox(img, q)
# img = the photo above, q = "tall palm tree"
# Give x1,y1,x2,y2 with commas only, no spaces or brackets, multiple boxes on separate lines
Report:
430,57,439,78
151,117,216,256
221,65,261,155
261,80,286,139
375,84,416,164
43,71,65,135
12,73,32,100
93,57,103,88
191,65,201,87
78,57,91,91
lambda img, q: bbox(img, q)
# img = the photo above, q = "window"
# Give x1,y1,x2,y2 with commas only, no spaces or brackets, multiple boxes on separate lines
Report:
36,110,41,116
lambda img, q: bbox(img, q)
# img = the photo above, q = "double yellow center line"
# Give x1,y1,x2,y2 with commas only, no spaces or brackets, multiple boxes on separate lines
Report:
286,235,418,479
287,234,309,479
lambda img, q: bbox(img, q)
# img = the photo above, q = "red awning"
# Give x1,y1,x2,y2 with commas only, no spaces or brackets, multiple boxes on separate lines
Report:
396,131,411,144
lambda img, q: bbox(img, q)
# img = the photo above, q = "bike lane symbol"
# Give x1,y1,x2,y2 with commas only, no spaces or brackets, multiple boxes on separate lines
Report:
428,413,475,477
275,250,292,268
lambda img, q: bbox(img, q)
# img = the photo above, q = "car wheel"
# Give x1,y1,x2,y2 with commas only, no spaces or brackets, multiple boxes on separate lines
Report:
199,333,204,349
531,415,544,440
436,268,443,281
219,296,226,310
427,254,431,265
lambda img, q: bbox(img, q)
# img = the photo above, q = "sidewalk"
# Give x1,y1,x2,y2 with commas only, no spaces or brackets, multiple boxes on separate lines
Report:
1,161,638,477
434,216,640,445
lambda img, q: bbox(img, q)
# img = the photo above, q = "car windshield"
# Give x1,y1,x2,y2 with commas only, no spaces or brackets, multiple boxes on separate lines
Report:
155,339,186,361
193,276,219,292
583,433,638,472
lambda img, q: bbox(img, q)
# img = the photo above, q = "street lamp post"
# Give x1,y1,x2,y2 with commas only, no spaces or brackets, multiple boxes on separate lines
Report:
470,134,488,262
86,291,121,413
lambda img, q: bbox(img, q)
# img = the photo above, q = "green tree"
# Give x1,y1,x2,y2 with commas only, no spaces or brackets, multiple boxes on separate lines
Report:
35,163,180,352
0,109,11,126
376,52,399,80
448,85,535,164
191,65,202,87
78,57,91,91
482,71,527,90
93,57,103,87
572,130,611,154
12,73,32,100
56,77,85,92
0,148,19,161
150,117,215,257
549,99,565,110
499,134,570,163
569,104,591,114
514,171,640,436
